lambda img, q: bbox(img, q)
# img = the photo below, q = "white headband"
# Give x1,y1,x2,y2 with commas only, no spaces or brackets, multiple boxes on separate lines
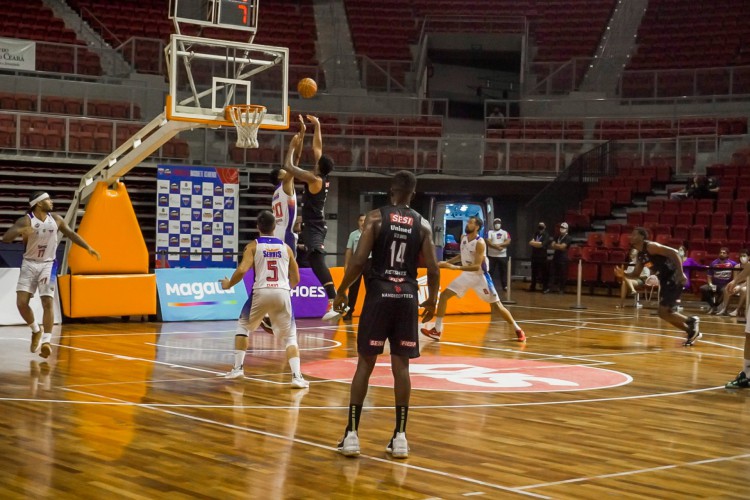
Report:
29,192,50,207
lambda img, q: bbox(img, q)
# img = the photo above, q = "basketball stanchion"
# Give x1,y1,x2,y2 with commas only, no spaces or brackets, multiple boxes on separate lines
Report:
502,257,516,305
570,259,587,310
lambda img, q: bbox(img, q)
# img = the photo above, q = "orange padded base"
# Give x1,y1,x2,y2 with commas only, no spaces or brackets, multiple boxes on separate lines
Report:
59,274,156,318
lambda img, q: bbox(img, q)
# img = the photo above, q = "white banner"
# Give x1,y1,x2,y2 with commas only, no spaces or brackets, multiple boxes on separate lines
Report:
0,268,61,325
0,37,36,71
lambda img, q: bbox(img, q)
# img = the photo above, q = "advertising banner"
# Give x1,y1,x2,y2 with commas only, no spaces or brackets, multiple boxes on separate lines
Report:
242,267,329,318
156,268,247,321
0,38,36,71
155,165,239,269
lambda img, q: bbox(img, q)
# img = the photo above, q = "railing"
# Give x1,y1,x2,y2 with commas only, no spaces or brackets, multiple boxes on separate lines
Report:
524,141,614,231
618,65,750,100
526,57,595,96
357,56,410,93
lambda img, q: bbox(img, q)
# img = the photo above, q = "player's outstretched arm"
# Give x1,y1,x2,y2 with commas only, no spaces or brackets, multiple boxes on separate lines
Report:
648,241,686,285
420,221,440,323
2,216,32,243
334,209,379,312
287,245,300,289
307,115,322,164
293,114,306,165
222,241,256,290
54,215,100,259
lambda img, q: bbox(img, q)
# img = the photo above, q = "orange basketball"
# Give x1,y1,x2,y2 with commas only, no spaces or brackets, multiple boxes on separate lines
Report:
297,78,318,98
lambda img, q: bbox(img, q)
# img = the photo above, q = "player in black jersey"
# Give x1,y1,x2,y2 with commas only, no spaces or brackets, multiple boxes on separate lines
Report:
615,227,701,346
279,114,339,320
333,171,440,459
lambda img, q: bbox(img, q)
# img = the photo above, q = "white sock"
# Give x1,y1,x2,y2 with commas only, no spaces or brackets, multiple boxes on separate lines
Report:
435,317,443,331
288,356,301,378
233,350,246,370
743,359,750,374
41,333,52,344
512,321,521,331
29,322,40,333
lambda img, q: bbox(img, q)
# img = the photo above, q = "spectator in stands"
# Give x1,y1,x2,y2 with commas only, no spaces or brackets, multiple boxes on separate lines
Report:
617,248,651,309
486,218,511,291
528,222,550,292
678,243,701,290
670,175,718,200
702,247,737,314
716,249,748,317
546,222,571,294
487,107,505,129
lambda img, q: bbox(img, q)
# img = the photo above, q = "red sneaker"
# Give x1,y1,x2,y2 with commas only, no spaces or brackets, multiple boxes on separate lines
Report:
515,329,526,342
420,327,442,341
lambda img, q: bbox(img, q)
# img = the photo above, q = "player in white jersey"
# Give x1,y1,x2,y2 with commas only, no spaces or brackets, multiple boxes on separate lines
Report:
2,191,100,358
261,118,305,334
220,210,308,388
420,216,526,343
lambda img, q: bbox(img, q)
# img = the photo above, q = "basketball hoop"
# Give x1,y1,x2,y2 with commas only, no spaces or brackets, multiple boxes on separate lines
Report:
226,104,266,149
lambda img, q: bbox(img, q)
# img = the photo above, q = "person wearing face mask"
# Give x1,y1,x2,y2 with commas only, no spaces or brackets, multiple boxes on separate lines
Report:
702,247,737,315
546,222,571,294
677,243,701,311
715,249,748,316
528,222,550,292
486,218,511,291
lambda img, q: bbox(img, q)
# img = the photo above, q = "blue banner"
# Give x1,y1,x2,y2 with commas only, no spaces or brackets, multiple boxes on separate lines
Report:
156,268,247,321
155,165,239,268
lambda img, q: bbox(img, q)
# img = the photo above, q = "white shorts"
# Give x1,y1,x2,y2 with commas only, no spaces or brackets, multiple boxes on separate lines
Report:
446,271,499,303
240,288,297,345
17,260,57,297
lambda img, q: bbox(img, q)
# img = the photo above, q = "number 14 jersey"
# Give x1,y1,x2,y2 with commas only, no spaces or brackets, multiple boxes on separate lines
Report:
369,205,423,286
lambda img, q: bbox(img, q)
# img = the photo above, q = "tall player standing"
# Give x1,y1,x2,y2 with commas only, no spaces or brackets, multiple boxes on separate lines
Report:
2,191,100,358
333,171,440,458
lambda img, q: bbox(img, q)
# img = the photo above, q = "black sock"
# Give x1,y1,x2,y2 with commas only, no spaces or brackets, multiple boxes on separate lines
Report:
394,405,409,436
345,403,363,433
324,283,336,300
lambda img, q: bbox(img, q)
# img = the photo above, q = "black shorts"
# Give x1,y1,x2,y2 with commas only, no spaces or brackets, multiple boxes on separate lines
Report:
659,279,683,308
302,221,327,253
357,279,420,358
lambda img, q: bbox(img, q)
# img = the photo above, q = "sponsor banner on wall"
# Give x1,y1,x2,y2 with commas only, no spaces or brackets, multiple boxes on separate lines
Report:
156,268,247,321
0,37,36,71
243,267,328,318
155,165,239,269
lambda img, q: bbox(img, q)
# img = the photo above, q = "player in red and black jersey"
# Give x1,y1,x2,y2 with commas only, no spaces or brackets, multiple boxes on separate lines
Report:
333,171,440,459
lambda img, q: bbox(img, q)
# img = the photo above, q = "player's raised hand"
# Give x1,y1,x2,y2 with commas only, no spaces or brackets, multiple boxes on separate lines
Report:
220,277,232,290
297,114,306,135
305,114,320,127
420,299,437,324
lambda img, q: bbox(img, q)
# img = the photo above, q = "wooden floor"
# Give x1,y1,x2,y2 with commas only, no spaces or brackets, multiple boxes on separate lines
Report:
2,289,749,499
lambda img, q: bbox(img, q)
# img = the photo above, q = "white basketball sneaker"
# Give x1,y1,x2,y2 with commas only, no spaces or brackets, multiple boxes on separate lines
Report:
337,430,360,457
386,432,409,459
223,367,244,379
322,301,347,321
291,375,310,389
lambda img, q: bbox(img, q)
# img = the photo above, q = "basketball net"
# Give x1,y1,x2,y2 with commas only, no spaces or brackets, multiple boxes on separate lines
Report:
227,104,266,149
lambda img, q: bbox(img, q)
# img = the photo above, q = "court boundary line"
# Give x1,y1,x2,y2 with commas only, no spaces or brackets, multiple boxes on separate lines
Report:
61,387,551,499
518,452,750,491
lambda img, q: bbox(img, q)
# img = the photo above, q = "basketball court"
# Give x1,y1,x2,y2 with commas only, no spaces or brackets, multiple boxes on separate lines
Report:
1,292,748,498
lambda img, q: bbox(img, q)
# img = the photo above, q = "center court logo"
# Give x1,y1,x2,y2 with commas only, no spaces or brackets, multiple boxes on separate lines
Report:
302,356,632,392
